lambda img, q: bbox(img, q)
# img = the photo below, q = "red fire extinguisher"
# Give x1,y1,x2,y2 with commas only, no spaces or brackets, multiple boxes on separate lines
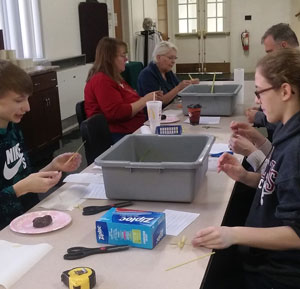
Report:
241,30,249,51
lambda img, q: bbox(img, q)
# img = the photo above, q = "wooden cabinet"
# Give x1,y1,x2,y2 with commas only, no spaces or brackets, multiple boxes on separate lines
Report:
20,70,62,161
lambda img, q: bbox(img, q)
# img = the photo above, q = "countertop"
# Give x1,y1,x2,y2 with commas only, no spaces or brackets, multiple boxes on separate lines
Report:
25,65,60,76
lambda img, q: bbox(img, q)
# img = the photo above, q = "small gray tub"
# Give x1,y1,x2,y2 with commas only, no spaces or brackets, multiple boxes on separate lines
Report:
179,84,242,116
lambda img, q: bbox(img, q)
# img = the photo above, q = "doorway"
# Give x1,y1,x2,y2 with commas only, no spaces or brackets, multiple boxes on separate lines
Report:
168,0,231,73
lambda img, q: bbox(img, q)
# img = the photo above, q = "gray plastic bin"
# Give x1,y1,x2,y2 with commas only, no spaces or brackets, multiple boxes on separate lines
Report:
95,134,215,202
179,84,242,116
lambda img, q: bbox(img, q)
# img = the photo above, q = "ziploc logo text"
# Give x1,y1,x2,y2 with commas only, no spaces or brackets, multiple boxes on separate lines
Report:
96,222,108,242
119,216,154,224
112,210,159,225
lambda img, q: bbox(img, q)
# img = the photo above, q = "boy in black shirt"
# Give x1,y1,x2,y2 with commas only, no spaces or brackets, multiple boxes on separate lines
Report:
0,61,82,230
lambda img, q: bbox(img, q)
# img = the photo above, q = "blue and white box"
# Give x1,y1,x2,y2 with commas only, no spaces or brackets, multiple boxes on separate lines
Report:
96,208,166,249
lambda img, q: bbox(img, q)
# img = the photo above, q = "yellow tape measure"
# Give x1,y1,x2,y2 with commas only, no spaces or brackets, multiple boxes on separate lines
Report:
61,267,96,289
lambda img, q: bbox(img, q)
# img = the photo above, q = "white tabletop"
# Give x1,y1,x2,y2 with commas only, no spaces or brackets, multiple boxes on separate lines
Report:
0,103,248,289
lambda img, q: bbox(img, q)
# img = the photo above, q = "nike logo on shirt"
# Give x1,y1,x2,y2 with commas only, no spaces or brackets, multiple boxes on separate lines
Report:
3,153,24,180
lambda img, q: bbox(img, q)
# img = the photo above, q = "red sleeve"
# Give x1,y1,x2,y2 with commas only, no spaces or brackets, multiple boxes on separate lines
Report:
88,73,133,122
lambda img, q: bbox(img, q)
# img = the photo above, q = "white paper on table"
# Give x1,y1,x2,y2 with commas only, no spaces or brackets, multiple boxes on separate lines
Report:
208,157,219,171
92,165,102,170
184,116,220,125
84,183,107,199
163,109,182,117
38,185,87,210
63,173,104,184
200,116,220,124
0,240,52,289
163,209,200,236
210,143,231,155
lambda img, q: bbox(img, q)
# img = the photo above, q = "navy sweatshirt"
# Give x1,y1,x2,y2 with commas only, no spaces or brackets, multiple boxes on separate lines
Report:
137,61,179,107
244,111,300,287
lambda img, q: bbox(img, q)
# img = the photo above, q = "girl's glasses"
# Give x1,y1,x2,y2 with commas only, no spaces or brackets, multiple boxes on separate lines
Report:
254,86,274,99
255,85,295,99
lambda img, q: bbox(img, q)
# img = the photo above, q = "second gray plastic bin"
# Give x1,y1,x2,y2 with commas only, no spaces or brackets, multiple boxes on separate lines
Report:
179,84,242,116
95,134,215,202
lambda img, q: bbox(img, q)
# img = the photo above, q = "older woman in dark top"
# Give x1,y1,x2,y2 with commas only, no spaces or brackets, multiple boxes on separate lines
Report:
137,41,198,107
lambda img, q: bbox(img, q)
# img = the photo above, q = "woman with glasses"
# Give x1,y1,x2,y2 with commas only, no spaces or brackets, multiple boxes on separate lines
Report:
193,48,300,289
137,41,198,107
85,37,162,143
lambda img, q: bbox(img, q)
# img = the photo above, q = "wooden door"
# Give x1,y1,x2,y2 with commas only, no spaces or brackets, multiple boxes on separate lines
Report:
157,0,168,40
113,0,123,40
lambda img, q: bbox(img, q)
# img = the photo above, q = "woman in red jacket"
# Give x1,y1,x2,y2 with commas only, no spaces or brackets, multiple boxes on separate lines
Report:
84,37,162,143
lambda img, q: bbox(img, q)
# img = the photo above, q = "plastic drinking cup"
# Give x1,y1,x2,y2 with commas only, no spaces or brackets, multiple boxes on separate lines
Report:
187,104,201,125
146,101,162,133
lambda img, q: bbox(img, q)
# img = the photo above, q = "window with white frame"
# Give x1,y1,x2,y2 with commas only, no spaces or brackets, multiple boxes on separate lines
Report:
178,0,225,34
0,0,43,59
178,0,197,33
207,0,224,32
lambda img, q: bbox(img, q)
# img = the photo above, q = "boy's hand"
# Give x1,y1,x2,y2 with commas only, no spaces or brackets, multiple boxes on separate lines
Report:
14,171,62,196
52,152,82,172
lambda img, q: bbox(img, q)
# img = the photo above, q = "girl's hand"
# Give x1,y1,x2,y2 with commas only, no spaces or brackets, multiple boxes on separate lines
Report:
229,134,257,156
230,121,266,147
245,107,259,123
192,226,236,249
217,153,247,182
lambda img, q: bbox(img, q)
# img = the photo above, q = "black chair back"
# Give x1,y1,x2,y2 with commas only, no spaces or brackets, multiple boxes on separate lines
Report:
75,100,87,126
121,61,143,90
80,114,113,165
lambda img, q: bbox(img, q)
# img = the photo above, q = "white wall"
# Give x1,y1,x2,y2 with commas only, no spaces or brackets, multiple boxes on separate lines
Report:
39,0,114,60
230,0,291,72
39,0,82,60
291,0,300,39
39,0,115,121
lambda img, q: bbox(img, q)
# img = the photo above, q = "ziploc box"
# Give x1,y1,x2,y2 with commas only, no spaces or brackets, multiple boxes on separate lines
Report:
96,208,166,249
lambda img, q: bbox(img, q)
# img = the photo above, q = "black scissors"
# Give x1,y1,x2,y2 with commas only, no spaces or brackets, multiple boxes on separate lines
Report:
82,201,133,216
63,245,130,260
202,125,221,129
